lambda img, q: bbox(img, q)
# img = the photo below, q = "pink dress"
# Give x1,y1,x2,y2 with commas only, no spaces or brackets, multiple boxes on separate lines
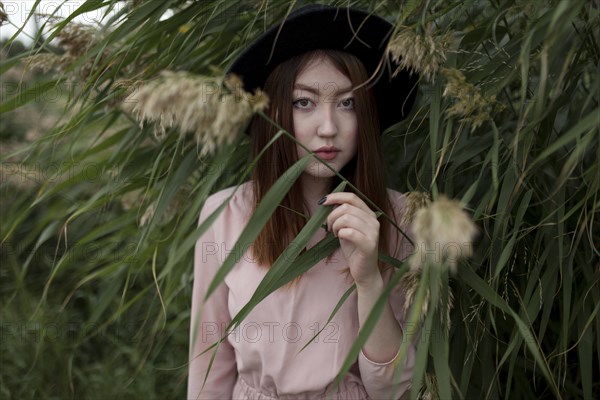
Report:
188,181,416,399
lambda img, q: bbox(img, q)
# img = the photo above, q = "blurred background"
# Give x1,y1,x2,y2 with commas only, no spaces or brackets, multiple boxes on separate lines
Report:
1,0,598,398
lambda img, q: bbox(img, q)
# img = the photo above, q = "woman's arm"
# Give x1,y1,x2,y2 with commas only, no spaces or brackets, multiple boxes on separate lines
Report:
356,275,415,399
187,201,238,399
321,191,415,399
357,275,403,363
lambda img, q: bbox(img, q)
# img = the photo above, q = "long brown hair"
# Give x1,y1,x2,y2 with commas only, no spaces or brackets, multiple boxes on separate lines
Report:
248,49,397,284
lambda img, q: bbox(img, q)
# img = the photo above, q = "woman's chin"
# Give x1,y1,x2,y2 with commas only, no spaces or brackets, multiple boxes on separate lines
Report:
304,162,340,178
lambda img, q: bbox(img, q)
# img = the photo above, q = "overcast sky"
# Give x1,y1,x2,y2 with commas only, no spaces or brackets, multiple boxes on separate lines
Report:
0,1,128,44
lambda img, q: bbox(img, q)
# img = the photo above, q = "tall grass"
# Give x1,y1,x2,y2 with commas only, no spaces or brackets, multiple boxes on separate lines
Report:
1,0,598,398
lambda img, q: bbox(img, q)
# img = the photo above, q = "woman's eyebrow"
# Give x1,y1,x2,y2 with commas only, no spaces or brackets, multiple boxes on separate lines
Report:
293,83,354,95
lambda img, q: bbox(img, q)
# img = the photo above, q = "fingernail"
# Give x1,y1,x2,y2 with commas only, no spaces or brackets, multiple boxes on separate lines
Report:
317,196,327,205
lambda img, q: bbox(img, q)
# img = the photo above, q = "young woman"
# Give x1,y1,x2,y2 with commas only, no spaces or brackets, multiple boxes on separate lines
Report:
188,4,419,399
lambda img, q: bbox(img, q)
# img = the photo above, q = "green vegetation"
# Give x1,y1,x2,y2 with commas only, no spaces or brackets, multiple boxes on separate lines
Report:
1,1,598,398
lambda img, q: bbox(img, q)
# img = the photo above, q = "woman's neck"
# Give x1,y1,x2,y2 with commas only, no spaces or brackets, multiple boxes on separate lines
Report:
300,173,332,217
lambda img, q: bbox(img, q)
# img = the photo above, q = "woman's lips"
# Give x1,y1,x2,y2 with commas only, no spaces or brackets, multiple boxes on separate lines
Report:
315,151,338,160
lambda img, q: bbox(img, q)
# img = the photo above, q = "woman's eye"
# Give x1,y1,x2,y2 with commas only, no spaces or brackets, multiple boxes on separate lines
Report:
293,98,314,109
339,97,355,110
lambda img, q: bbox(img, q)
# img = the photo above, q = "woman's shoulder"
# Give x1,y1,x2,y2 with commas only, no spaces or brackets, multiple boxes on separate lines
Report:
204,180,251,204
200,181,254,223
385,188,420,260
385,188,429,232
386,187,409,217
386,187,407,203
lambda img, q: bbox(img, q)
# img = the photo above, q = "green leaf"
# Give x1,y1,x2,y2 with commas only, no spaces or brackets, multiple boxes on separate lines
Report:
204,154,311,299
332,263,410,398
431,269,452,399
460,265,560,397
224,180,348,326
297,281,355,353
530,107,599,169
0,80,57,113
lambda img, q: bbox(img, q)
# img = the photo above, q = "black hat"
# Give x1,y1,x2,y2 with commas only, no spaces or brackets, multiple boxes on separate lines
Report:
227,4,419,133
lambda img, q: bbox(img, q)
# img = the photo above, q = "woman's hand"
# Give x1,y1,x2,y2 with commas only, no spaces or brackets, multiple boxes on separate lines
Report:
320,192,382,288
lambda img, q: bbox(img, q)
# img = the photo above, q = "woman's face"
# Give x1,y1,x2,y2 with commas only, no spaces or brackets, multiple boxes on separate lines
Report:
292,56,358,181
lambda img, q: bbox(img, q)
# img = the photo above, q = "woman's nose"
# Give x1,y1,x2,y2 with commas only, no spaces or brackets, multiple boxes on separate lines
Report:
316,107,338,136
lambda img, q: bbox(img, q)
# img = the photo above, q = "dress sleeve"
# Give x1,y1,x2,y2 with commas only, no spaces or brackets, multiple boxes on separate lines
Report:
357,192,417,399
357,280,417,400
187,199,237,400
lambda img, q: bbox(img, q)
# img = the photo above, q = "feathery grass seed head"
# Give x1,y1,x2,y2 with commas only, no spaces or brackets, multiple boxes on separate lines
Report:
418,372,441,400
388,29,450,82
410,195,477,273
402,191,431,227
0,2,8,26
22,54,63,73
22,21,106,78
442,68,505,130
123,71,269,156
399,270,454,329
138,186,190,227
120,189,143,211
400,270,427,318
56,22,98,57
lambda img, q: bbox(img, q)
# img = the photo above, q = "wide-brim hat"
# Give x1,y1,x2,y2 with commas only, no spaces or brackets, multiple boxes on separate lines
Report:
227,4,419,133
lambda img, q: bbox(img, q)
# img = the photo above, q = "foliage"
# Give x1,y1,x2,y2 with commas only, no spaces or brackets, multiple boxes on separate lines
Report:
1,0,598,398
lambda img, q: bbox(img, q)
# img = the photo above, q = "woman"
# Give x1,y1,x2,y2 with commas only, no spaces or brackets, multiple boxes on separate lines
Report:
188,4,419,399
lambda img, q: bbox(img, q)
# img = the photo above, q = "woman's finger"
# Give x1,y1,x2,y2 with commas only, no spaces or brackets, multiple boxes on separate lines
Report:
326,203,376,233
318,192,376,217
331,213,379,240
